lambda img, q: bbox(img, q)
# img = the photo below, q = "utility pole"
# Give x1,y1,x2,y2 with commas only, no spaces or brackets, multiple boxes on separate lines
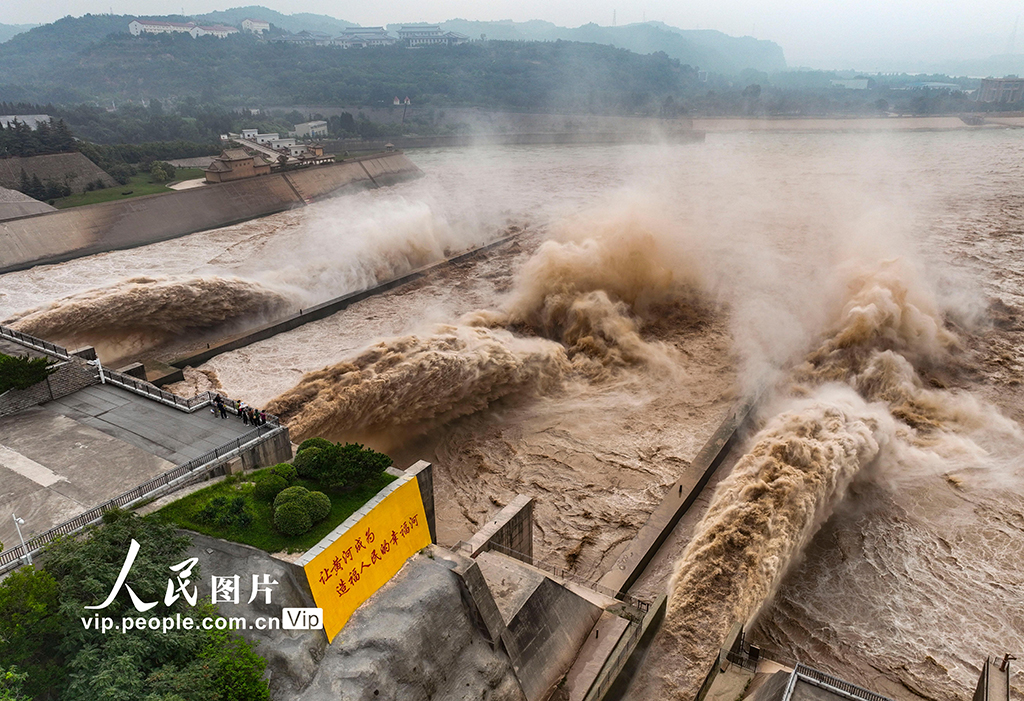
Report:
13,514,31,566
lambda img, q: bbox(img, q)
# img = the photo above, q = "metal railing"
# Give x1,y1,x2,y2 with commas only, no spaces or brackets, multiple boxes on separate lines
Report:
0,422,285,575
0,323,279,422
482,542,651,615
0,324,70,360
794,664,895,701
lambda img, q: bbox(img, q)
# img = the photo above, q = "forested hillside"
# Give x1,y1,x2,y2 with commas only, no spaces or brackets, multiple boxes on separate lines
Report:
0,32,701,112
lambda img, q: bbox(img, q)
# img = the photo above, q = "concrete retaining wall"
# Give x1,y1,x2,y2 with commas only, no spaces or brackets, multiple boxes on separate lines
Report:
227,426,293,473
330,130,705,152
0,153,422,274
463,495,534,564
503,576,604,701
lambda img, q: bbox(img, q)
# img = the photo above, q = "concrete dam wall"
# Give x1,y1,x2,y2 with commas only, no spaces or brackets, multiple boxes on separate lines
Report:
0,153,422,274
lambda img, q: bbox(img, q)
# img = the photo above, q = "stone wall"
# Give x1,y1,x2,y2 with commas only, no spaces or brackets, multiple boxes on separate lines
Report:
0,358,98,417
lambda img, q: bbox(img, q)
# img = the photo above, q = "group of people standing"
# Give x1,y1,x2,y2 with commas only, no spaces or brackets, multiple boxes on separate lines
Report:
212,394,269,426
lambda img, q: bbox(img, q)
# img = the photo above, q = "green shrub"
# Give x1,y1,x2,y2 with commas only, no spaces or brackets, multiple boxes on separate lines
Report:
253,474,287,502
274,501,311,536
0,354,56,394
195,495,252,529
273,485,309,510
302,491,331,523
297,437,333,454
293,446,324,478
319,443,394,490
270,462,297,482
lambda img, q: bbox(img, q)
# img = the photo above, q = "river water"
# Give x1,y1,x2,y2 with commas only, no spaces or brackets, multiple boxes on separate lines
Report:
2,131,1022,699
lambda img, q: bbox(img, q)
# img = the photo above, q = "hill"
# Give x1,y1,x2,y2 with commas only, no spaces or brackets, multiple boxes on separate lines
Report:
0,25,704,111
434,19,786,74
0,23,39,44
193,7,354,35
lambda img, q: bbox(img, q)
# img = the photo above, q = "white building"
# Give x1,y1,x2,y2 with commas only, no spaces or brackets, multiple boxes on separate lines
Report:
241,128,259,139
129,20,195,36
190,24,239,38
293,120,328,138
129,19,238,38
255,133,279,144
397,25,468,47
242,18,270,34
0,114,53,129
270,138,297,149
830,79,870,90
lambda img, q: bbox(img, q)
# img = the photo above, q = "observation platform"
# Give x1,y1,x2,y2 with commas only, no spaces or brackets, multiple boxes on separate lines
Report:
0,383,253,555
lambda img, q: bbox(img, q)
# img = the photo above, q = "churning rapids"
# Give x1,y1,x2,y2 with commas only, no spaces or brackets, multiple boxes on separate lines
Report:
2,134,1022,700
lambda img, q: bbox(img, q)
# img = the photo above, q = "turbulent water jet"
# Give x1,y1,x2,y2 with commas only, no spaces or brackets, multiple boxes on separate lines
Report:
6,275,291,356
639,389,894,698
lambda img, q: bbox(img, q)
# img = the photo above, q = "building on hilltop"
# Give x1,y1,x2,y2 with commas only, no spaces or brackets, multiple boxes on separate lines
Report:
190,24,239,38
271,30,333,46
203,148,271,183
0,114,53,129
128,19,239,39
397,25,469,47
242,18,270,34
977,76,1024,103
333,26,397,48
293,120,328,138
830,78,870,89
128,19,195,36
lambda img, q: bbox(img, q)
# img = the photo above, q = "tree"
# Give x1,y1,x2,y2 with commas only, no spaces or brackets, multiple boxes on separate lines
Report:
0,512,273,701
0,666,31,701
0,568,64,697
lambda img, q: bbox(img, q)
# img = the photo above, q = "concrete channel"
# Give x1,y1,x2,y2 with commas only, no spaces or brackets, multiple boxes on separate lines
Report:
577,392,762,701
148,235,519,384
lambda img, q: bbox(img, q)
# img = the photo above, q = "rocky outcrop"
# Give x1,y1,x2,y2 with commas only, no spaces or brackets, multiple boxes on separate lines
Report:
185,534,524,701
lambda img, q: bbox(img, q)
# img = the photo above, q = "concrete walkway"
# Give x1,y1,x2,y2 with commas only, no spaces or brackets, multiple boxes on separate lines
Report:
45,384,251,465
0,383,252,549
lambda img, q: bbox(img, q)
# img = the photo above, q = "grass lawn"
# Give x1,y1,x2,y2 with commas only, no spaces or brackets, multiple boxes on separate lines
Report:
51,168,208,209
156,468,398,553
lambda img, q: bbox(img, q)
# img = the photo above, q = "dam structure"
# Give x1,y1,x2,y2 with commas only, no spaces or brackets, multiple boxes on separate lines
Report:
0,151,422,274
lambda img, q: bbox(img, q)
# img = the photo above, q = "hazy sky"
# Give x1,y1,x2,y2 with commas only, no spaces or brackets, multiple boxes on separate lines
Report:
3,0,1024,69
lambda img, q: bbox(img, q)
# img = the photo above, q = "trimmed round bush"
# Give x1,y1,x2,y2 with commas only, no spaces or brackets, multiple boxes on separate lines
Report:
274,501,312,536
273,485,309,510
254,474,287,502
297,437,333,454
293,447,322,478
270,462,297,482
302,491,331,523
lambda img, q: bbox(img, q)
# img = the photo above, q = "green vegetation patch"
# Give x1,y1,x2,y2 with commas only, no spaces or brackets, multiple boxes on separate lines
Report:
158,469,397,553
51,172,174,208
0,511,268,700
0,353,56,394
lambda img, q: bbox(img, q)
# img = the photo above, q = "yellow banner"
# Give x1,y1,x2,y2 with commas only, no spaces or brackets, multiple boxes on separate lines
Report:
303,478,431,642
